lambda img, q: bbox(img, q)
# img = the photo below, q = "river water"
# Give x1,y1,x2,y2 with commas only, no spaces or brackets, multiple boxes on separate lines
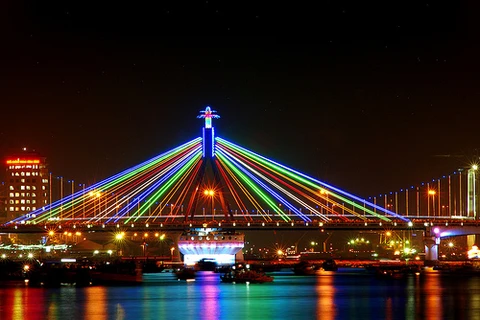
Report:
0,268,479,320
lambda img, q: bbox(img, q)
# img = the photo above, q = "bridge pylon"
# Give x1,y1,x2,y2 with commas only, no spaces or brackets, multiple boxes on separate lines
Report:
424,236,439,266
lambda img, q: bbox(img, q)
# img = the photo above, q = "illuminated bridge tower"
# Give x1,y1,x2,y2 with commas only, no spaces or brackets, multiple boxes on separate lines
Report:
184,107,233,220
179,107,243,266
467,165,478,249
467,165,477,219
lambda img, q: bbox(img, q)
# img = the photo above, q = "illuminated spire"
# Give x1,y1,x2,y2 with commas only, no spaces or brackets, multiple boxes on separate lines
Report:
197,106,220,129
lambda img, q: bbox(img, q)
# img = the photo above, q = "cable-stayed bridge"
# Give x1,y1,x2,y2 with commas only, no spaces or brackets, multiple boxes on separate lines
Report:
2,107,480,263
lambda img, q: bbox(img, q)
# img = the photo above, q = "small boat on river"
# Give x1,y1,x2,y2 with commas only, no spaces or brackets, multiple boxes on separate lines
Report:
322,259,338,271
176,268,196,280
220,266,273,284
293,261,317,275
90,260,143,285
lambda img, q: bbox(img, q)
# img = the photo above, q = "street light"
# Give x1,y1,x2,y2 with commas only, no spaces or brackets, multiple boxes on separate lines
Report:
170,247,175,261
428,190,436,216
204,189,215,217
68,180,75,219
142,233,149,256
89,191,102,216
115,232,125,241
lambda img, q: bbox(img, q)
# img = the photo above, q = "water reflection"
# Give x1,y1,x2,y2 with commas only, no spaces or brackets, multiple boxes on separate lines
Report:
316,273,336,319
405,274,417,320
200,273,219,320
3,270,480,319
12,288,25,320
85,286,107,320
423,272,443,320
4,287,46,320
467,277,480,319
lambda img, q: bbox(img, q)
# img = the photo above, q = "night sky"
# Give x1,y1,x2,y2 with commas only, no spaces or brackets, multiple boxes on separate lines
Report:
2,1,480,199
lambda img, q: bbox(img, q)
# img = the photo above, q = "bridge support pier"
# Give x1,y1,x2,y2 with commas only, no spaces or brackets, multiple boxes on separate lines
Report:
171,232,182,262
424,236,440,266
467,234,477,249
235,250,244,262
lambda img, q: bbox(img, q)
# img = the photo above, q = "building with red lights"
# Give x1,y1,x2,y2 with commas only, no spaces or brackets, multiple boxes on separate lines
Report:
4,149,49,221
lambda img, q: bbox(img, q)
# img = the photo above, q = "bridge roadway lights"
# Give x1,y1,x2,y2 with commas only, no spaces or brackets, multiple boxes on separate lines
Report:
2,220,427,234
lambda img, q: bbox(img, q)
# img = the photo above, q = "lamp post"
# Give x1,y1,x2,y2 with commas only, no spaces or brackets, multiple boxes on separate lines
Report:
68,180,74,219
142,233,149,257
170,247,175,261
89,191,102,216
428,190,436,217
60,176,63,219
82,184,86,219
115,232,125,256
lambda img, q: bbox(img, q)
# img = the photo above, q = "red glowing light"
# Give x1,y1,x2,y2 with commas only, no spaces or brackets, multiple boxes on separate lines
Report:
6,159,40,165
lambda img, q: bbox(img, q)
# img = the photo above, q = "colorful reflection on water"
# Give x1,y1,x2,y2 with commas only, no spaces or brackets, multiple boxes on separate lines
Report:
2,269,480,319
316,270,336,320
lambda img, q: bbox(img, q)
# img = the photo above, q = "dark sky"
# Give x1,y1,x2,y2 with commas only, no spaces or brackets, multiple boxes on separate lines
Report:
1,1,480,199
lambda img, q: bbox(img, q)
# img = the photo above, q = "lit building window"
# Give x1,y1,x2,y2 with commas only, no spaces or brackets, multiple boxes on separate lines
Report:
26,172,31,176
9,200,14,204
21,193,25,197
15,200,19,204
15,207,19,211
42,186,46,190
9,207,14,211
42,179,48,183
26,186,30,190
21,179,25,183
32,200,36,204
32,186,36,190
32,193,36,197
32,207,36,210
20,186,25,190
21,200,25,204
21,207,25,211
9,186,13,190
21,172,25,176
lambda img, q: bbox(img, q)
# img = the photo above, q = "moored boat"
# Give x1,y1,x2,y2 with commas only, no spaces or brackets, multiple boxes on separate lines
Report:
293,261,317,275
176,268,196,280
90,260,143,285
322,259,338,271
220,265,273,284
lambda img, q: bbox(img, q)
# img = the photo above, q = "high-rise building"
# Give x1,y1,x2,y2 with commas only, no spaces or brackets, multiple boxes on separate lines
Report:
4,149,49,221
0,182,7,222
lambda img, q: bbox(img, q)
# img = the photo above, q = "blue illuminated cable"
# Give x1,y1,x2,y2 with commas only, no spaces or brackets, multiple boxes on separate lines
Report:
217,137,409,222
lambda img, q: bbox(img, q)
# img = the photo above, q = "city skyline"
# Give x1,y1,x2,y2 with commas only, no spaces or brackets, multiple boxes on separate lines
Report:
1,2,479,199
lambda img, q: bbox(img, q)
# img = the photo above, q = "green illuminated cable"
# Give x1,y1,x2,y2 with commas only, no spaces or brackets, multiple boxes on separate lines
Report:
218,138,391,221
217,151,291,222
126,151,202,223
